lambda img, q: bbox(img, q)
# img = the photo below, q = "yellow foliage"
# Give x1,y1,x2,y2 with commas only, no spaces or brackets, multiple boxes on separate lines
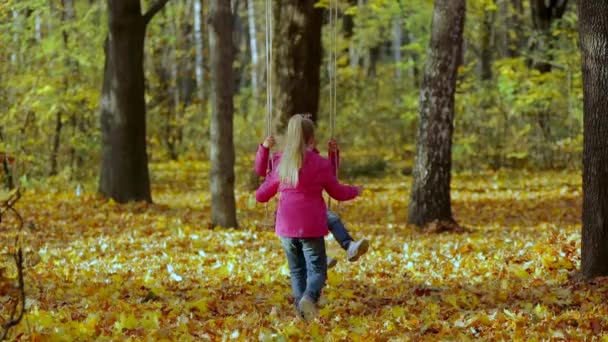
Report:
2,169,607,340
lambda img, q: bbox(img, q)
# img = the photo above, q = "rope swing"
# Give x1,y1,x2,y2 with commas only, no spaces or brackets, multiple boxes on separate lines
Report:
327,0,340,211
262,0,274,228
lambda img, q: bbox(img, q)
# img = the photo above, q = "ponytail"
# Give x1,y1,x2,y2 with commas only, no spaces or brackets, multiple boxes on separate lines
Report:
278,114,315,186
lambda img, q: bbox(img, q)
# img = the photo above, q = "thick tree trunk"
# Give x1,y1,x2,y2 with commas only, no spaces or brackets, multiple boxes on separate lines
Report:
407,0,465,228
272,0,323,134
209,0,238,228
579,0,608,279
99,0,168,203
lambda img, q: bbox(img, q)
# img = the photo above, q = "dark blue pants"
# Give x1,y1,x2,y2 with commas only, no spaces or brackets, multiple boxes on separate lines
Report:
327,210,352,250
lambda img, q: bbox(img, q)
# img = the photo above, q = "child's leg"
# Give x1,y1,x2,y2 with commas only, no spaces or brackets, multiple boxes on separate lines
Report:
300,237,327,303
327,210,370,262
327,210,353,250
279,237,307,306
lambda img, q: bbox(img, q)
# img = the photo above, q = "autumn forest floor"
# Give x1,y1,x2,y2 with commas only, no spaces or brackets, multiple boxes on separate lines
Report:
2,165,608,341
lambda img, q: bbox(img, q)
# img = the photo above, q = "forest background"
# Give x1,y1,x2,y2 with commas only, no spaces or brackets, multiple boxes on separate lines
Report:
2,0,606,340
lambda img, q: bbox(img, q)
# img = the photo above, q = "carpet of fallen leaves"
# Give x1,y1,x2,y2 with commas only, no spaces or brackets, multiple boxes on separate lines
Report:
2,164,608,341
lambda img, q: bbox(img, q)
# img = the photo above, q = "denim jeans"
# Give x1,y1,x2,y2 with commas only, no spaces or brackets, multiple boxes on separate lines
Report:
327,210,353,250
279,237,327,304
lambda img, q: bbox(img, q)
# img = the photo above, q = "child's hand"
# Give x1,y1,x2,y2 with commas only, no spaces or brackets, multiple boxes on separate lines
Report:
328,139,339,153
263,136,276,148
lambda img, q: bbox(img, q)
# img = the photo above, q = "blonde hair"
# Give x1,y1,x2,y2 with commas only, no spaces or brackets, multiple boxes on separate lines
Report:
278,114,315,186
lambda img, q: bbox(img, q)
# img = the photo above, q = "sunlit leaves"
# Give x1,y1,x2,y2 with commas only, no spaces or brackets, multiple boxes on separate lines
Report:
1,168,606,340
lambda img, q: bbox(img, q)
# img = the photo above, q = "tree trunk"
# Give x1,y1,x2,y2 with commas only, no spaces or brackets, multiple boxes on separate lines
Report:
499,0,524,58
272,0,323,134
247,0,259,96
530,0,569,73
194,0,205,100
99,0,169,203
393,17,403,80
343,0,358,68
579,0,608,279
50,111,62,176
151,16,177,160
479,8,494,81
209,0,238,228
50,0,75,176
407,0,465,227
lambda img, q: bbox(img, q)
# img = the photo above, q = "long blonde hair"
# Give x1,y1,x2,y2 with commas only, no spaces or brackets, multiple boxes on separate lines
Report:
278,114,315,186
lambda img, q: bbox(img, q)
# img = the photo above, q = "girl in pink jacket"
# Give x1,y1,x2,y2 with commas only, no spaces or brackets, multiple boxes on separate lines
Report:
255,136,370,269
255,114,362,320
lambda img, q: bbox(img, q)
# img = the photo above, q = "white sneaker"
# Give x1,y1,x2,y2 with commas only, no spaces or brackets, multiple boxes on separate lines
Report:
347,239,370,262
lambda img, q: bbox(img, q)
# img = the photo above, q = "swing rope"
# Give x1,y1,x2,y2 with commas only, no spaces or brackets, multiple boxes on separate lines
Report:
265,0,273,141
329,0,338,140
327,0,340,212
262,0,274,227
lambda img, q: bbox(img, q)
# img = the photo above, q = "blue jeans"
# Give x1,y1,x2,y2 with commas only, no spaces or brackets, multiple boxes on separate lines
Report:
327,210,353,250
279,237,327,304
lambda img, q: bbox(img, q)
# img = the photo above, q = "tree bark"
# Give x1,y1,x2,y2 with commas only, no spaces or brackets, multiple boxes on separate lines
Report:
479,8,494,81
271,0,323,134
194,0,205,100
407,0,465,227
499,0,524,58
247,0,259,96
209,0,238,228
393,17,403,80
50,0,74,176
99,0,169,203
578,0,608,279
530,0,569,73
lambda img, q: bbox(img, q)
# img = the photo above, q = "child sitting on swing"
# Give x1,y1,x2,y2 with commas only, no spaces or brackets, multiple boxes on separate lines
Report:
255,114,362,320
254,118,369,269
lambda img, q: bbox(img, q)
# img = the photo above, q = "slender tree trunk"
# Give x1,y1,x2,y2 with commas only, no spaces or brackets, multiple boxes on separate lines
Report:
151,15,176,160
499,0,524,58
406,31,420,88
343,0,358,68
272,0,323,133
393,17,403,80
50,112,62,176
530,0,569,72
247,0,259,96
11,10,19,64
407,0,465,228
50,0,75,176
209,0,238,228
99,0,169,203
194,0,205,100
578,0,608,279
479,8,494,81
178,1,196,155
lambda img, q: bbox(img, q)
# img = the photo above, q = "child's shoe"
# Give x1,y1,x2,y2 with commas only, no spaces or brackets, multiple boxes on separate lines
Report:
298,296,317,321
347,239,369,262
327,256,338,269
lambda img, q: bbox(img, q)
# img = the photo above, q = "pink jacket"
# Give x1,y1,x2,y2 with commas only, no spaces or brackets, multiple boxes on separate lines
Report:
254,144,339,177
255,146,358,238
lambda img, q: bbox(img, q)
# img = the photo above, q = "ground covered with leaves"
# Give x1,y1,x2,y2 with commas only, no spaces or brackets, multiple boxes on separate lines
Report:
2,166,608,340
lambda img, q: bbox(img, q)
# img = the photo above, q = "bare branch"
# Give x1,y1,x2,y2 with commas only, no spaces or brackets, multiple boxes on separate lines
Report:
143,0,171,25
